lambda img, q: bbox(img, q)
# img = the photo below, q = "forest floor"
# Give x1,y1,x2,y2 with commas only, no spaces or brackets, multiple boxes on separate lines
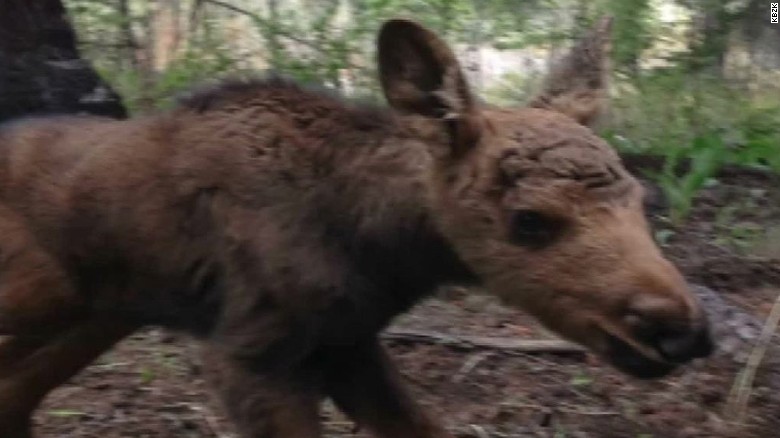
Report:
34,159,780,438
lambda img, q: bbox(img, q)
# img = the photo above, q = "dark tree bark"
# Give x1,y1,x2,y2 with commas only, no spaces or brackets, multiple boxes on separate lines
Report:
0,0,127,122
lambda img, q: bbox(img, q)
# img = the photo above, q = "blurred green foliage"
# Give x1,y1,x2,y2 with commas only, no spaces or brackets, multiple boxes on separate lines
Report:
605,68,780,222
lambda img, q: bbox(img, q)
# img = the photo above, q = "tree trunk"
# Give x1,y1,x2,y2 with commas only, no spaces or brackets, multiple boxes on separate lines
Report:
0,0,127,122
684,0,747,75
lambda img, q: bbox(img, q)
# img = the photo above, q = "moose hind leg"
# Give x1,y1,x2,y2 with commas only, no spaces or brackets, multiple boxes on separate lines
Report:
0,319,134,437
0,209,85,335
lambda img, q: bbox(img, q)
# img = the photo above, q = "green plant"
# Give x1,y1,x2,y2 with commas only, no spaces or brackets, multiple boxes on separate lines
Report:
732,104,780,172
47,409,86,418
569,371,594,387
139,366,156,384
604,67,780,223
653,228,675,246
653,133,725,224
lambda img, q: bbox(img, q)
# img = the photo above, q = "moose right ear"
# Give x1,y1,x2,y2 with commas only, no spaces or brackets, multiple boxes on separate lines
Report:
377,19,475,118
377,19,481,156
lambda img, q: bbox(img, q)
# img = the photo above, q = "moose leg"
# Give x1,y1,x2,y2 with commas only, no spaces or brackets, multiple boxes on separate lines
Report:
0,318,134,437
323,340,453,438
0,208,85,335
202,349,322,438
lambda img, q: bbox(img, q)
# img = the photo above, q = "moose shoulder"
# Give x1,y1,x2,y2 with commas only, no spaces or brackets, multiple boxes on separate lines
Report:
0,18,711,438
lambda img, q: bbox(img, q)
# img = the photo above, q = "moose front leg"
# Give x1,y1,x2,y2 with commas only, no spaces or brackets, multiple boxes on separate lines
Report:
201,348,322,438
322,340,453,438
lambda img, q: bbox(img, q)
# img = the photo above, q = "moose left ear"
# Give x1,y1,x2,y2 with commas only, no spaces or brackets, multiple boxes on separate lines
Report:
529,17,613,127
378,19,480,155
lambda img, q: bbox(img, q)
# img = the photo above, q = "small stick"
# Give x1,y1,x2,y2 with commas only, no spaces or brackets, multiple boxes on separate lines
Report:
382,328,586,354
452,351,492,383
726,288,780,422
188,403,234,438
468,424,491,438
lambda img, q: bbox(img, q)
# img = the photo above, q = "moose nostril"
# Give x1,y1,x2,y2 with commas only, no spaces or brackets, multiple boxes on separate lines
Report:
623,311,663,342
690,326,714,358
656,326,714,363
623,310,715,363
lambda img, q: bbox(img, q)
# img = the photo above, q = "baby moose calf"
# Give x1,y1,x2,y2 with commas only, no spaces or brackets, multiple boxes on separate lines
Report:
0,18,712,438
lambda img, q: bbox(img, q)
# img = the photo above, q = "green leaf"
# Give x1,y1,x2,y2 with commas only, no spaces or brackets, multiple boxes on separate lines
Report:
48,409,86,418
570,374,593,387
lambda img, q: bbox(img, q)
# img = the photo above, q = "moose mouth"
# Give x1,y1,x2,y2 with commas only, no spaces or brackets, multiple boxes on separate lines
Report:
603,333,677,379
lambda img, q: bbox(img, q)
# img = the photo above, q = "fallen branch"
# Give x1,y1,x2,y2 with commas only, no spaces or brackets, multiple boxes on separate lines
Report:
500,401,619,417
326,425,517,438
382,328,586,354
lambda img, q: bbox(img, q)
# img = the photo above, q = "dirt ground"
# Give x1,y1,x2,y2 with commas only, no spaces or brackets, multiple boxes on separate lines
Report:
34,159,780,438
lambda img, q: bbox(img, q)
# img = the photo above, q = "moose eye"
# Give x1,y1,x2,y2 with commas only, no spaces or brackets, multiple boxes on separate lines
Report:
508,210,562,249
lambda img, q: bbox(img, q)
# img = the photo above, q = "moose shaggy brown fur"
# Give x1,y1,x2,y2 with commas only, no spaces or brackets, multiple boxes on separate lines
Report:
0,18,711,438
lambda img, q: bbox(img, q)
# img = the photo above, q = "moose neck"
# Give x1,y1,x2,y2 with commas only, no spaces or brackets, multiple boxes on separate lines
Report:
340,204,477,308
303,115,478,308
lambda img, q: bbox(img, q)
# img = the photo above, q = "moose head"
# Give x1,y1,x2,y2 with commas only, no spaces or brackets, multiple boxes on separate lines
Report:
377,18,713,378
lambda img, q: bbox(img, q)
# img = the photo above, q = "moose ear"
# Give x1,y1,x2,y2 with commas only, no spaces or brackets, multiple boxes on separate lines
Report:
377,19,479,153
378,19,474,117
529,17,613,127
